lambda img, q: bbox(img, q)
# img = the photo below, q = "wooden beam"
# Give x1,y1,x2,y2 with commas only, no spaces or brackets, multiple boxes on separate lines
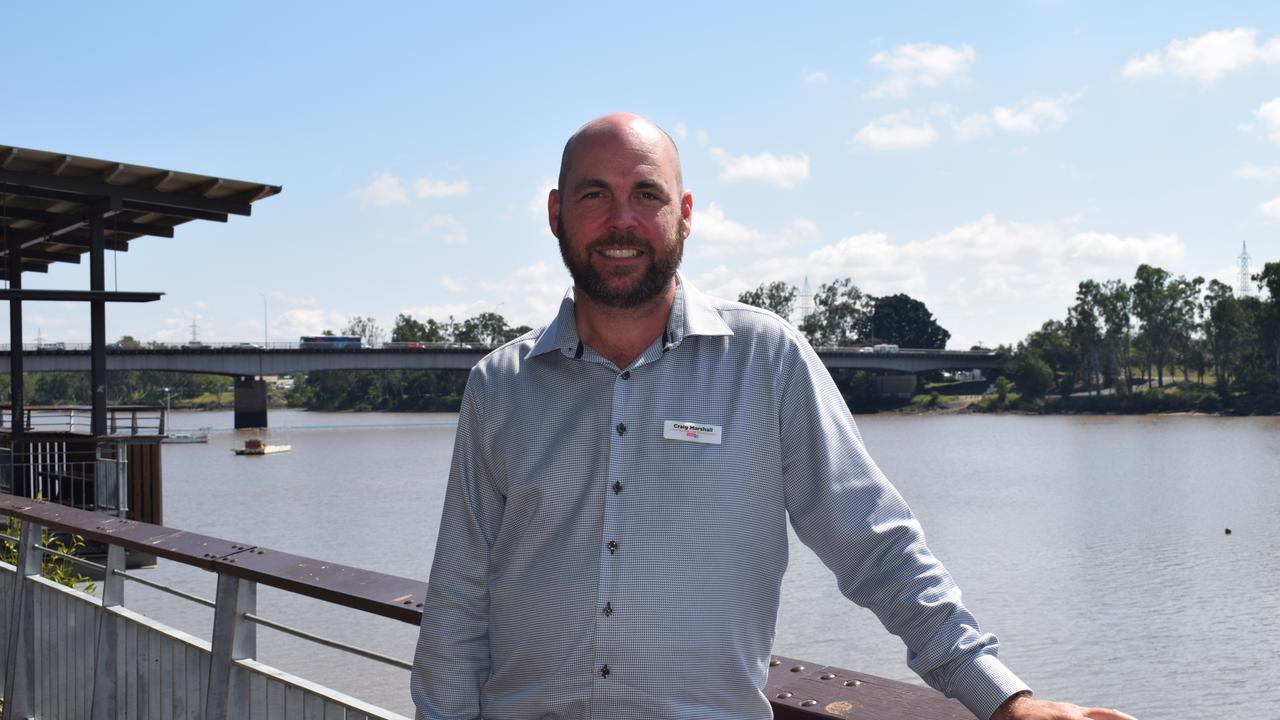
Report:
0,167,253,216
0,289,163,302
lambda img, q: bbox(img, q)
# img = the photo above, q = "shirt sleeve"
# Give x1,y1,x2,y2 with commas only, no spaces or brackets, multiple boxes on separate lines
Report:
411,370,505,720
778,339,1029,720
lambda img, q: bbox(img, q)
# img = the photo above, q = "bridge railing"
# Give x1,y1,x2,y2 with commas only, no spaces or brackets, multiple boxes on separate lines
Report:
0,494,972,720
1,405,166,437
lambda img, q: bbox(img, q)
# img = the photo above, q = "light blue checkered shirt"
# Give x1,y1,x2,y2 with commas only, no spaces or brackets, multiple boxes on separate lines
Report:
412,275,1028,720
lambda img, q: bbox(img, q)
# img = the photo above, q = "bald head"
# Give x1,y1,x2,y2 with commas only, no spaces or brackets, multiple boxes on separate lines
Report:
558,113,683,193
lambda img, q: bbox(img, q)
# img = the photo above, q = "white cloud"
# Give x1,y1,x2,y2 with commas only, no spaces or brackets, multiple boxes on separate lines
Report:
869,42,975,98
711,148,810,188
1259,196,1280,219
806,71,829,85
852,112,938,150
724,214,1186,348
352,172,408,208
672,122,688,139
421,215,467,245
1123,28,1280,84
404,261,567,329
690,203,815,260
991,94,1079,134
1254,98,1280,143
414,177,469,198
1234,162,1280,182
1063,231,1183,267
693,202,770,255
274,308,352,339
696,129,710,147
952,113,993,140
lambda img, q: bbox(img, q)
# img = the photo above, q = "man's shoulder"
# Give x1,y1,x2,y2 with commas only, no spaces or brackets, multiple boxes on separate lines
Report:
467,325,548,384
699,294,808,346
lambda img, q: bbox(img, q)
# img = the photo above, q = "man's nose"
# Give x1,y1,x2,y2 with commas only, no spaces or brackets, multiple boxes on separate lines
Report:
605,198,638,231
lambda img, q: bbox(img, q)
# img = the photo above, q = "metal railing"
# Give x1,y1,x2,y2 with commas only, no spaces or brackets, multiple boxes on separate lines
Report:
0,445,129,515
1,405,166,437
0,495,972,720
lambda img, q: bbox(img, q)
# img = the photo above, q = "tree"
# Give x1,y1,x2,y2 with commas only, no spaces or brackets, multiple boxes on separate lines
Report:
1131,264,1188,387
1256,262,1280,389
738,281,798,319
1093,280,1132,391
455,312,520,347
869,293,950,349
1067,280,1104,394
343,316,386,347
1008,350,1053,399
798,278,872,346
1023,320,1072,392
392,313,448,343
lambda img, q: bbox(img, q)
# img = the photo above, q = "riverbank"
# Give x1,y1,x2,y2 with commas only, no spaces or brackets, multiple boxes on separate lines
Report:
895,386,1280,416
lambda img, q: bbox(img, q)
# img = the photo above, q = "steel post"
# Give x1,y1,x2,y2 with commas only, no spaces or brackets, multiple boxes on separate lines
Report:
3,521,42,718
90,544,126,720
205,572,256,719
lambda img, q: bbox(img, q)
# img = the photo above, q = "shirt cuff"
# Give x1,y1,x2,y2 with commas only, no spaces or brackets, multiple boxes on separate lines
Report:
947,654,1031,720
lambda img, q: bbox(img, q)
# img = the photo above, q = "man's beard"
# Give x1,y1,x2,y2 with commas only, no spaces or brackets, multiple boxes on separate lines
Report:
558,220,683,309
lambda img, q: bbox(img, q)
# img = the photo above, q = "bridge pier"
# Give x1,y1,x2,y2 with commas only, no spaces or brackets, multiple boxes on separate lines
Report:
233,377,268,429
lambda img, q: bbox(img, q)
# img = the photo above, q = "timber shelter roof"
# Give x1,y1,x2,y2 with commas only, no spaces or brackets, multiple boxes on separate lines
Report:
0,144,282,283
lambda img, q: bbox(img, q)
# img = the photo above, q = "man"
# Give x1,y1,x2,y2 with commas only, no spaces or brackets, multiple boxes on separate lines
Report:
411,113,1134,720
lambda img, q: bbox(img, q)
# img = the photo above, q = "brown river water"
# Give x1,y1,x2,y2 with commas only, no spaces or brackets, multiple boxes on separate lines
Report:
120,410,1280,719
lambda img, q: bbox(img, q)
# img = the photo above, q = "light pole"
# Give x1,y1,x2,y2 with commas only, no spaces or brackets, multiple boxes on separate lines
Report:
162,386,171,432
260,293,268,347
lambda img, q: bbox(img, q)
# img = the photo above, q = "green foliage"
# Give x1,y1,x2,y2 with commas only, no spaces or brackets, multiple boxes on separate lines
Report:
1,519,97,593
1008,351,1054,399
738,281,798,319
343,316,386,347
870,294,950,349
798,278,873,346
994,376,1011,405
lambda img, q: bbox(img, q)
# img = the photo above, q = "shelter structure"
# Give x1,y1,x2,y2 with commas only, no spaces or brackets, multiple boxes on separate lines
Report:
0,144,280,521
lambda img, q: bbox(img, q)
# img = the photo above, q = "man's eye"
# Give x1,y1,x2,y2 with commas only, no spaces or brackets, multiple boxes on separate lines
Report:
581,191,605,200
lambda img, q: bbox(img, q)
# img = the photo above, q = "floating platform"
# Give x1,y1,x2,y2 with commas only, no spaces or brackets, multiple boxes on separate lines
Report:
233,438,291,456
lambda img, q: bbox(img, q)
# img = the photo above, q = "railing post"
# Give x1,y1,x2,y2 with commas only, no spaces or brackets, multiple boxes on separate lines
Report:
91,544,126,720
206,573,256,720
3,520,43,719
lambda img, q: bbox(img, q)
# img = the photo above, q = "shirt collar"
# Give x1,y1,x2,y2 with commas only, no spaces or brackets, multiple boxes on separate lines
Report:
527,272,732,361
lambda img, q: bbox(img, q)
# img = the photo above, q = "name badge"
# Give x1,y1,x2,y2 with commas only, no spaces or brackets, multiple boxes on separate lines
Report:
663,420,722,445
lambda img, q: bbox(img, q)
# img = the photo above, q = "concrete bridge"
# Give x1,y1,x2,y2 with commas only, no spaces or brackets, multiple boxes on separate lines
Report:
0,344,998,376
0,344,999,427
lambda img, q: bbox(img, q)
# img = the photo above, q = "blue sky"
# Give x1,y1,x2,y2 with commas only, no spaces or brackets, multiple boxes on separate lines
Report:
5,1,1280,349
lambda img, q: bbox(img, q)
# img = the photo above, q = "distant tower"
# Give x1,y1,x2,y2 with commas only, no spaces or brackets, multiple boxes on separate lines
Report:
795,276,815,323
190,319,201,344
1238,241,1253,297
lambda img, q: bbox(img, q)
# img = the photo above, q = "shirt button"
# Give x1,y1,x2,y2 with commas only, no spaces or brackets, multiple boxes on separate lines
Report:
603,601,614,617
600,664,611,679
607,540,619,554
621,371,631,380
615,423,626,435
612,480,623,495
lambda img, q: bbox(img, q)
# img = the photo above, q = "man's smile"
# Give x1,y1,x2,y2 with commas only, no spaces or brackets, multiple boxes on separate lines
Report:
599,247,644,259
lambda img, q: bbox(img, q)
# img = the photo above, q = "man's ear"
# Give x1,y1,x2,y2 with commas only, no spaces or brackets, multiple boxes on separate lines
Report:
548,188,562,238
680,190,693,238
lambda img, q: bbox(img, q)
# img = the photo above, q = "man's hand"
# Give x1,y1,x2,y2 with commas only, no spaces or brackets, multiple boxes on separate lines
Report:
992,692,1138,720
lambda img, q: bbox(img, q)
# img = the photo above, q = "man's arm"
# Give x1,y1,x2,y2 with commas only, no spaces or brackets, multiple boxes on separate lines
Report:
411,373,505,720
777,338,1027,720
993,692,1138,720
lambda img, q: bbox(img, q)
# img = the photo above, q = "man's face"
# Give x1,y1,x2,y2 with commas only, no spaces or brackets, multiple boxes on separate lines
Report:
550,120,693,309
